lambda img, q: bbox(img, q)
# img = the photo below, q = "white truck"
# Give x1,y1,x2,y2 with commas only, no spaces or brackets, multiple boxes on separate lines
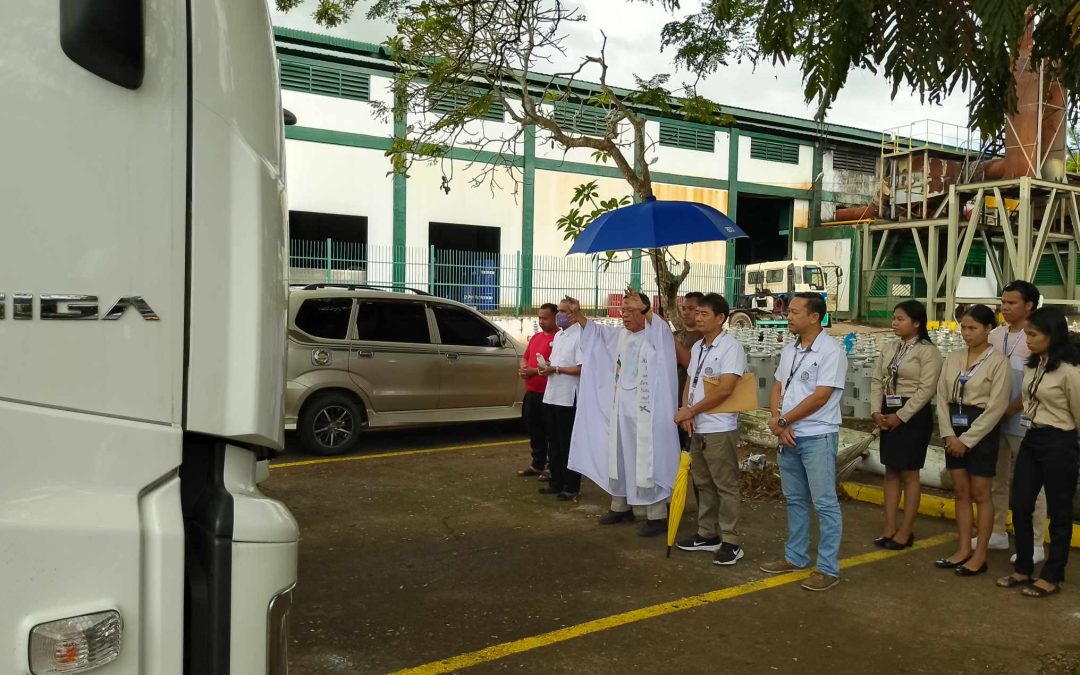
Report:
0,1,298,674
728,260,833,328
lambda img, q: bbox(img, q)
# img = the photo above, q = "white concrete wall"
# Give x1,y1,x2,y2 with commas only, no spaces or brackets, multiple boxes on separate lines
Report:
410,95,525,157
793,199,810,229
808,238,854,314
533,103,635,166
281,75,393,137
957,256,999,299
643,121,728,180
821,149,878,204
405,159,524,299
284,140,392,243
735,136,814,188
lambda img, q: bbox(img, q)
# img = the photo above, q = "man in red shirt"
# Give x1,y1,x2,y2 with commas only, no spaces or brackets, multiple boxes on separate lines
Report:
518,303,558,478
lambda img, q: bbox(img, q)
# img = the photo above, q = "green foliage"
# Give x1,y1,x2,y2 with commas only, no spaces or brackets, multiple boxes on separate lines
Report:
663,0,1080,137
275,0,363,27
1068,126,1080,174
555,180,632,247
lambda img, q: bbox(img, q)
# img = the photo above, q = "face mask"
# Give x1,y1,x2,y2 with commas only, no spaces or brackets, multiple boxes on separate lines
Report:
555,312,572,329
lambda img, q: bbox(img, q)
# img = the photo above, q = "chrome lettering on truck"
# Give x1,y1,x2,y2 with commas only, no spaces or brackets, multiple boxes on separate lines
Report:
0,294,160,320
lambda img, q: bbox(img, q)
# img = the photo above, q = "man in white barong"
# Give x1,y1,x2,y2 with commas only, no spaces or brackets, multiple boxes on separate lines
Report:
567,290,681,537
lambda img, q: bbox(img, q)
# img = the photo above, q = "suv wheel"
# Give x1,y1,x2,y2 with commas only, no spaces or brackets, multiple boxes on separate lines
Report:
299,392,364,456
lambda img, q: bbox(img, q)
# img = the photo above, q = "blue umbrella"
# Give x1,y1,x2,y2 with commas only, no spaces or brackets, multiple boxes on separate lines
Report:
567,195,747,254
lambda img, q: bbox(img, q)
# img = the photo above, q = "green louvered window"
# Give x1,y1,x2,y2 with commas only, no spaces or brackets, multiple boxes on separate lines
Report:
658,122,715,152
962,243,987,277
1034,254,1065,286
279,57,370,101
553,104,613,136
750,137,801,164
430,89,505,122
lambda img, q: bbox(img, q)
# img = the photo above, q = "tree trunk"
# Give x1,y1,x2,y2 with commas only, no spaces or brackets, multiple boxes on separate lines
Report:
649,248,685,331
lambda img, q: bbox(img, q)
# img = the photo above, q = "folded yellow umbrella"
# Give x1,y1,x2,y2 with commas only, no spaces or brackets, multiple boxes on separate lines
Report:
666,450,693,558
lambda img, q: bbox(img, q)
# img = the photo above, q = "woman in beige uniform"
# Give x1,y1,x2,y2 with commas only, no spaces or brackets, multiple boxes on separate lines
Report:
870,300,942,550
997,308,1080,597
934,305,1011,576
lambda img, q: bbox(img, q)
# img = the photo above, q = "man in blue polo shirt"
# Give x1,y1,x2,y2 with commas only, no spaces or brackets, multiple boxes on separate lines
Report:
760,293,848,592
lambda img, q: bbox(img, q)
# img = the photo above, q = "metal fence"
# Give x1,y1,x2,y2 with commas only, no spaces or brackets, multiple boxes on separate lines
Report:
861,268,922,324
289,239,742,315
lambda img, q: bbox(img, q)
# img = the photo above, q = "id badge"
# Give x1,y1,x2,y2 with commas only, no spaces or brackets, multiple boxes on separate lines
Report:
885,395,903,407
951,414,969,427
1019,415,1032,429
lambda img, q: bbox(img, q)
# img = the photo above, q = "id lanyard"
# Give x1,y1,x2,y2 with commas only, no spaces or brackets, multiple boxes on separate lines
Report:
1002,329,1024,359
688,338,718,406
887,340,914,395
1023,360,1048,422
781,346,812,405
953,350,992,412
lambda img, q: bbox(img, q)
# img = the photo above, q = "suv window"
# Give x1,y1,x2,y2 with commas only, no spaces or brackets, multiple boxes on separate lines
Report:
356,301,430,344
295,297,352,339
765,269,784,283
433,305,502,348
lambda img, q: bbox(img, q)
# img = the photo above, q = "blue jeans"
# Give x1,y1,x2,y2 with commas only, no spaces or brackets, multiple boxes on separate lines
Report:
778,433,842,577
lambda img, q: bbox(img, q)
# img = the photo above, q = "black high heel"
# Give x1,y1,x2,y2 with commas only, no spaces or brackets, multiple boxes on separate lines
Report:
873,535,893,548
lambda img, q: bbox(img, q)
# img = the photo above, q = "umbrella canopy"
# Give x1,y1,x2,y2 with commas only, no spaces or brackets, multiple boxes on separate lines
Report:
568,196,747,254
666,450,693,558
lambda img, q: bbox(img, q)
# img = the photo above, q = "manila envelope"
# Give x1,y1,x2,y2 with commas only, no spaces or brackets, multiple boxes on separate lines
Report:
702,373,758,413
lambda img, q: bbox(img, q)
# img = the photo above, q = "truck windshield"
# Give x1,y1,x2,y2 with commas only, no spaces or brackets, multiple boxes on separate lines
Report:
804,267,825,289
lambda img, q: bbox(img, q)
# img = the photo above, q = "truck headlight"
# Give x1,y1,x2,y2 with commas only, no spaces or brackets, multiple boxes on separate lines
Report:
29,610,122,673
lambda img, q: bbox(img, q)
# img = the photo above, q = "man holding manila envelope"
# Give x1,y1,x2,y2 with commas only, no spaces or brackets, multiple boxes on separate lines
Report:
673,293,752,566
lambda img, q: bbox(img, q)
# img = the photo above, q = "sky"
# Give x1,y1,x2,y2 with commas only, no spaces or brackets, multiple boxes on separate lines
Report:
270,0,975,135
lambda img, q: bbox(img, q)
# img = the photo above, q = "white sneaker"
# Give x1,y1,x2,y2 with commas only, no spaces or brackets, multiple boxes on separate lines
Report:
971,533,1010,550
1009,548,1047,565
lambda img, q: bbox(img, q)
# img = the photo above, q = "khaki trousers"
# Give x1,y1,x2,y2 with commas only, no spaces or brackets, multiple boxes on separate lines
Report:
992,433,1047,547
689,430,742,545
611,496,667,520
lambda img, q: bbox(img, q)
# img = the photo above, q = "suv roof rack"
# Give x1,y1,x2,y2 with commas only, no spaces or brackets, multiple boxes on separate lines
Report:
298,283,431,296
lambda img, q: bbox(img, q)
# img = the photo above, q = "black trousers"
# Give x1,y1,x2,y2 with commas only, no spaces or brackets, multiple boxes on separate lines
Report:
544,402,580,493
1011,426,1079,583
523,391,549,471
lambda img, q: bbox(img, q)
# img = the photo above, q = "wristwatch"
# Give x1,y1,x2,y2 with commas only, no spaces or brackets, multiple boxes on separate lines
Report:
778,417,789,428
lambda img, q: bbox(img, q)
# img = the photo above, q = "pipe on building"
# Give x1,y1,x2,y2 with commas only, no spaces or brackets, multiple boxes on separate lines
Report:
833,204,879,221
820,218,875,226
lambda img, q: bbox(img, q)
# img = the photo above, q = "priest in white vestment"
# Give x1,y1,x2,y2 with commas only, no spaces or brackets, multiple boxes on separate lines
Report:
567,291,681,537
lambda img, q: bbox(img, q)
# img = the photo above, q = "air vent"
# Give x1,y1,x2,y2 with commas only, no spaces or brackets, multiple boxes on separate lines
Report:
279,57,370,102
750,137,800,164
658,122,715,152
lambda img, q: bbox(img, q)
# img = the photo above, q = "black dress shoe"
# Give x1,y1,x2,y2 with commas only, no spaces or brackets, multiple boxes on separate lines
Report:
538,486,561,495
598,510,635,525
955,562,989,577
935,556,972,569
883,534,915,550
873,536,893,548
637,519,667,538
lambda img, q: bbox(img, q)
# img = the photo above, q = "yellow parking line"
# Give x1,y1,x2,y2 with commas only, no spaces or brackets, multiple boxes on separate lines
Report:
389,532,954,675
270,439,529,470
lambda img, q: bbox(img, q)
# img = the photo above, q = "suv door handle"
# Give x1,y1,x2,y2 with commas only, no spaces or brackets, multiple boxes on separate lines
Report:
444,352,459,361
355,350,374,359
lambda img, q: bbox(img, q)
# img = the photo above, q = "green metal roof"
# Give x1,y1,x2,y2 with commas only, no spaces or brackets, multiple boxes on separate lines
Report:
273,26,885,148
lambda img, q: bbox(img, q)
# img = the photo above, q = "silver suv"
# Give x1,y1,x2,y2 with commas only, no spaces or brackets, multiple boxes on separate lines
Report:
286,284,525,455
